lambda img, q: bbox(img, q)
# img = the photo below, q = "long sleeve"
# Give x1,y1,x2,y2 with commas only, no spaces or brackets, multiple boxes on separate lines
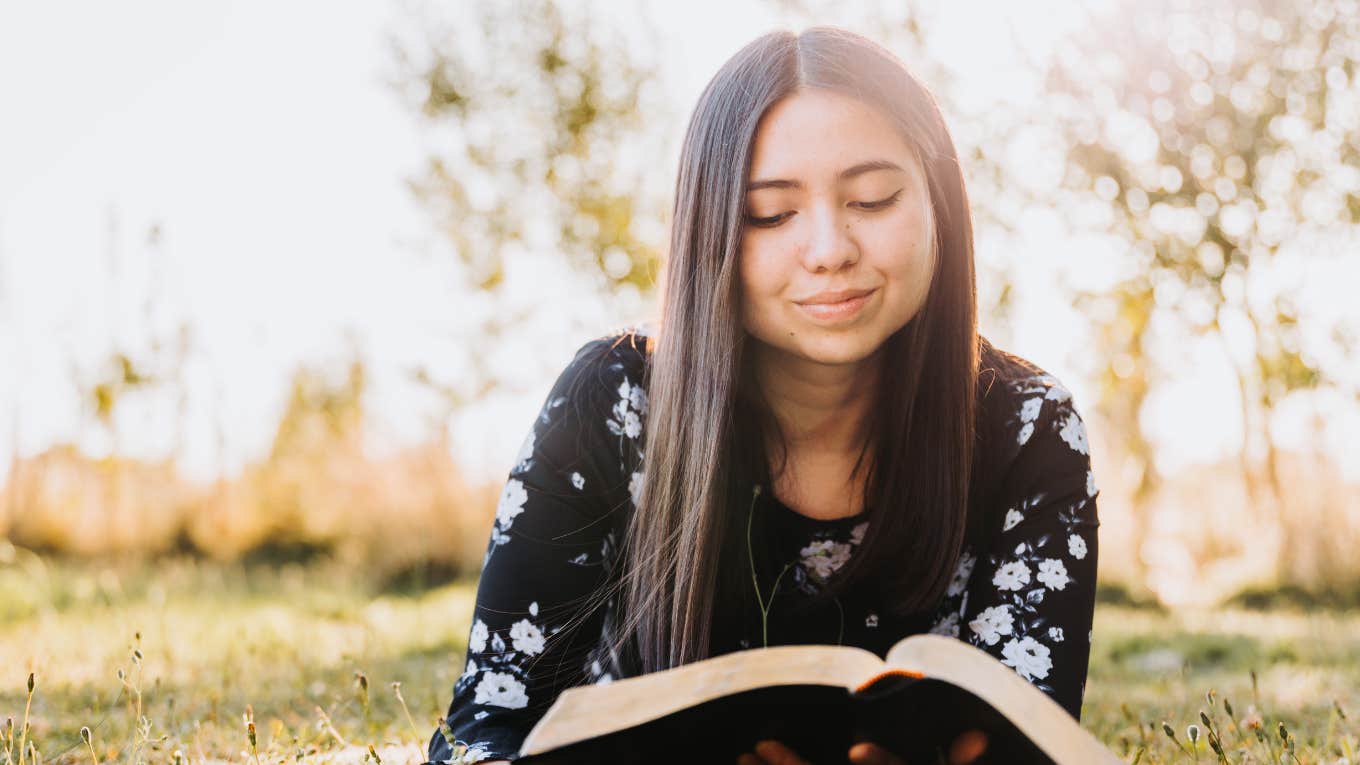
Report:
425,336,643,764
934,373,1101,721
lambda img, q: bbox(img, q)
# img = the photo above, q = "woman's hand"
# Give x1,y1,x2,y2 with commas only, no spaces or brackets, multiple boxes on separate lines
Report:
735,729,989,765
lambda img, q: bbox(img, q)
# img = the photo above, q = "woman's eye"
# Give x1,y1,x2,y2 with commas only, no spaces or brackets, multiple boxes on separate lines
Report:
852,188,904,211
744,188,904,228
745,211,793,228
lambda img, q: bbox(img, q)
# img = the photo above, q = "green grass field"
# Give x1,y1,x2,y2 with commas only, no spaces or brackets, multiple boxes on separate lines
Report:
3,553,1357,764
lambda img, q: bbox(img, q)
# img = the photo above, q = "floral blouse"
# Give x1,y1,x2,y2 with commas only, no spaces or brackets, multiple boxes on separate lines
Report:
425,326,1100,764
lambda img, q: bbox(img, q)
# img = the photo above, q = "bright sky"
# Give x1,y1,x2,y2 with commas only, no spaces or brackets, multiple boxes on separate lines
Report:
1,0,1356,488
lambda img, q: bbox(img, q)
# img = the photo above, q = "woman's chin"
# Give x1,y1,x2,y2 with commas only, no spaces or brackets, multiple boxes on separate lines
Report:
791,331,885,367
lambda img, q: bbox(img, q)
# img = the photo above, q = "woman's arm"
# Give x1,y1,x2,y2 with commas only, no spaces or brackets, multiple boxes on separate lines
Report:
424,337,640,764
952,376,1101,721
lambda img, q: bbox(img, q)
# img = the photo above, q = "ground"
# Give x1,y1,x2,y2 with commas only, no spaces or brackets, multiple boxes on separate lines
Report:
3,556,1357,764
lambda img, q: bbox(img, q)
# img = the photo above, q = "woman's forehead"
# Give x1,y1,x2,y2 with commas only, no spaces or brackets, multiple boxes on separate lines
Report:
747,89,923,185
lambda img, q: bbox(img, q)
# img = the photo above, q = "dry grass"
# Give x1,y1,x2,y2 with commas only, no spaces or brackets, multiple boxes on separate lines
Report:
4,554,1360,764
0,440,498,585
2,555,474,765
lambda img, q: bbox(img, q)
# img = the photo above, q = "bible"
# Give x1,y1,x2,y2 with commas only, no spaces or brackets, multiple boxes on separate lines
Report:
514,633,1120,764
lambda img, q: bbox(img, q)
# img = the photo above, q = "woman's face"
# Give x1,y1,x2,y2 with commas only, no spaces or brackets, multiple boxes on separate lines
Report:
739,87,936,368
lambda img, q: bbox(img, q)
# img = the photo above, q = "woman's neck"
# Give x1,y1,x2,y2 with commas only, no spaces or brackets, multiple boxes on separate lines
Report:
750,339,882,457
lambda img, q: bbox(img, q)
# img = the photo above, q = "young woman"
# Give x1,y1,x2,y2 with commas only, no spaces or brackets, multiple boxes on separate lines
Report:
425,26,1099,765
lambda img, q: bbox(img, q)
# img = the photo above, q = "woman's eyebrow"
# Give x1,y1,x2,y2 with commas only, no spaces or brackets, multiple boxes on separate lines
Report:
746,159,906,192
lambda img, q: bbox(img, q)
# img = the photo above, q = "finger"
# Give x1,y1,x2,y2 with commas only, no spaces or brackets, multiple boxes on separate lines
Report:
949,730,989,765
847,742,905,765
754,739,813,765
736,753,768,765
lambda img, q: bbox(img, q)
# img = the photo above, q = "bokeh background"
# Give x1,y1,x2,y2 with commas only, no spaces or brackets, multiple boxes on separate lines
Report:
3,0,1359,763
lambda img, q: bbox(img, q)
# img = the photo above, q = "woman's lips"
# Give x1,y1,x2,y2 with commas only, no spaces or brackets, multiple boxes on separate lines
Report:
795,289,876,323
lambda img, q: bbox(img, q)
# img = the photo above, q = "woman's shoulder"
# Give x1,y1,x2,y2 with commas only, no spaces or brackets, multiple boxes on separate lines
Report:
562,321,654,391
968,336,1095,536
977,335,1079,411
543,323,655,441
975,335,1090,470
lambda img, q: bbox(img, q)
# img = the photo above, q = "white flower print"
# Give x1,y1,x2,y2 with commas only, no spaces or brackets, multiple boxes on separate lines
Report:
460,657,478,681
570,471,585,490
850,521,868,547
473,671,529,709
992,560,1031,591
1037,558,1069,591
601,530,617,570
629,470,644,508
1017,421,1035,446
968,605,1014,646
468,619,488,653
589,656,616,685
1067,533,1088,560
529,601,539,617
462,744,492,763
623,410,642,438
1002,508,1024,532
611,398,630,425
946,551,976,597
509,618,546,655
1044,380,1072,403
490,632,505,653
1019,397,1043,424
473,711,488,721
799,539,853,580
1048,626,1065,643
496,480,528,531
930,611,960,637
607,377,647,441
1085,469,1096,497
629,384,649,415
1000,636,1053,681
865,612,880,628
1058,411,1089,455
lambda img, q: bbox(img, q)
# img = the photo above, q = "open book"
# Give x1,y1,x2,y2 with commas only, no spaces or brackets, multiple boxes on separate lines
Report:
515,634,1120,764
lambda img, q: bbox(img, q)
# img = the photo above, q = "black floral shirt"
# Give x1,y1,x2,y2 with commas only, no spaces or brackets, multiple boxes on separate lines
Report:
425,325,1100,763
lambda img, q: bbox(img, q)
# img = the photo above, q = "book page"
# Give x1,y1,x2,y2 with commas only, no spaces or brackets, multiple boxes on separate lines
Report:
520,643,885,757
883,635,1122,765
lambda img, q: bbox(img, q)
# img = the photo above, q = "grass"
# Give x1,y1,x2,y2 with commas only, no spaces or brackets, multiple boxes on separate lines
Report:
1082,604,1360,763
3,553,1359,764
2,554,474,765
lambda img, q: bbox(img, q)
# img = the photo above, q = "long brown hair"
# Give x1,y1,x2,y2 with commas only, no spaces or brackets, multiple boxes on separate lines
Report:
605,25,979,677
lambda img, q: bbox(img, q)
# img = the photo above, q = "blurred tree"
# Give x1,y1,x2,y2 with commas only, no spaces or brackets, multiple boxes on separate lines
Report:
386,0,670,410
1045,0,1360,586
258,342,369,556
269,357,368,464
66,217,194,544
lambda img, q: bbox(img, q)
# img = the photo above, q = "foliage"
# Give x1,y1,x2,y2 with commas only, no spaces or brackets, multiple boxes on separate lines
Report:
1044,0,1360,587
385,0,671,409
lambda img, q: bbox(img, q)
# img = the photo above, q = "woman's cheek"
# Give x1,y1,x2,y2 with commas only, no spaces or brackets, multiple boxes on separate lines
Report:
738,246,776,331
741,244,784,296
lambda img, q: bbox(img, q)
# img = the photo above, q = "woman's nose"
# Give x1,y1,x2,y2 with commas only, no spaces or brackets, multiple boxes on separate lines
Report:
800,205,860,273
